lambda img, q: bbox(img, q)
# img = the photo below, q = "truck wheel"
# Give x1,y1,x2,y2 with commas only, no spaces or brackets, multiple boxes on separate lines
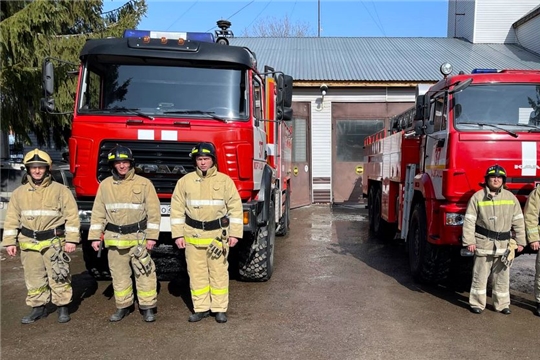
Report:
408,202,450,284
276,187,290,237
238,201,276,281
81,230,111,280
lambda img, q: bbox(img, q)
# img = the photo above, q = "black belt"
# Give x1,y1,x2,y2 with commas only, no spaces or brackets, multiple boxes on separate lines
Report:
20,226,65,241
105,219,147,235
185,215,229,231
475,225,511,240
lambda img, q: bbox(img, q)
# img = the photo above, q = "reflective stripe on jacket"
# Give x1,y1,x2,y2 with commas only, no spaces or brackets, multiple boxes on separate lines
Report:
524,186,540,243
170,166,243,245
1,174,80,249
462,186,526,256
88,169,161,248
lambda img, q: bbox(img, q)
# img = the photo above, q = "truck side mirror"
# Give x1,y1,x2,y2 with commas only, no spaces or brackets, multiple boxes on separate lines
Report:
42,60,55,97
414,95,425,121
41,59,55,112
276,74,293,121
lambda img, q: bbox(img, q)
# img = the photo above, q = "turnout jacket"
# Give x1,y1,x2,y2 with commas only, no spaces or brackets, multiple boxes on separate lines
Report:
462,186,526,256
1,174,80,251
170,166,243,246
524,186,540,243
88,169,161,248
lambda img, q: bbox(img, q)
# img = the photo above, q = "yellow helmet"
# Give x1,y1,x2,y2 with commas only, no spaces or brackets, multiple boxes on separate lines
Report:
23,149,53,168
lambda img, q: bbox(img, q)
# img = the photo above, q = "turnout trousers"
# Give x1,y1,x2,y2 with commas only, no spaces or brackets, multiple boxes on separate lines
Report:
469,254,510,311
185,243,229,312
535,251,540,303
20,248,72,307
107,247,157,309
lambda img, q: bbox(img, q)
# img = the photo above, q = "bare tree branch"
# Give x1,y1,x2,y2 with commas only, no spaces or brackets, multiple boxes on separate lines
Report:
241,15,314,37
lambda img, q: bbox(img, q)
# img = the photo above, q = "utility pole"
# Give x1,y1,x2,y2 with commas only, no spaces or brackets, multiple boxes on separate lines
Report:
318,0,321,37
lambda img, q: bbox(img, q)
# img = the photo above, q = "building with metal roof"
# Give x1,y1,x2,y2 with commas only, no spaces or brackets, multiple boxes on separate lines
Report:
228,0,540,206
230,37,540,83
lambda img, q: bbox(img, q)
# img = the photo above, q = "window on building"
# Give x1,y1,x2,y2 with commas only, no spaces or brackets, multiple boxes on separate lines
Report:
336,120,385,161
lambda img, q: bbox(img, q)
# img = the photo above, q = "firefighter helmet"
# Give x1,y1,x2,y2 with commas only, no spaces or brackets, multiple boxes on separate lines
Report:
107,145,134,164
190,142,216,161
23,149,52,168
485,164,507,182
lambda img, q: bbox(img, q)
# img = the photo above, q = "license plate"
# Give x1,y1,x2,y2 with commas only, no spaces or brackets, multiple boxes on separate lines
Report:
160,204,171,215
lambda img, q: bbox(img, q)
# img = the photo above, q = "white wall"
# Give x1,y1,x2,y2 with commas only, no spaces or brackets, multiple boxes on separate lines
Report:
448,0,538,44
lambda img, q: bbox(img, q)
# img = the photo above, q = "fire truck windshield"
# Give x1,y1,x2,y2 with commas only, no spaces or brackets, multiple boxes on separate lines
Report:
78,63,248,121
453,84,540,130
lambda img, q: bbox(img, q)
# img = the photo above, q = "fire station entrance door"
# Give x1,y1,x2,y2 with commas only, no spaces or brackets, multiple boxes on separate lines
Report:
331,103,412,204
290,102,311,208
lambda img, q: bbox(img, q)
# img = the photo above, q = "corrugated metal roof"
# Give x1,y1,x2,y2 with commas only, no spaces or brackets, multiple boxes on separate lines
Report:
228,37,540,82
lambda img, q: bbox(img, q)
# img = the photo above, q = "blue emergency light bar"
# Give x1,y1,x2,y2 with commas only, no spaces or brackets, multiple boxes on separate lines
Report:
123,29,215,43
471,68,499,74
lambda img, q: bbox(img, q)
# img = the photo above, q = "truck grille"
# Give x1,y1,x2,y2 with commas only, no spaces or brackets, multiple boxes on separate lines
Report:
98,141,199,195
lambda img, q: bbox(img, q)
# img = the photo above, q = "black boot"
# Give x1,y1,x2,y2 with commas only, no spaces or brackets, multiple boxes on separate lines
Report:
142,308,155,322
188,311,210,322
21,306,47,324
536,303,540,317
57,306,71,323
215,312,227,323
109,307,132,322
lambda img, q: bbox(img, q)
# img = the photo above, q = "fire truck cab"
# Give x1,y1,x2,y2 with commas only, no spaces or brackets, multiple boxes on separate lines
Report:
41,22,293,281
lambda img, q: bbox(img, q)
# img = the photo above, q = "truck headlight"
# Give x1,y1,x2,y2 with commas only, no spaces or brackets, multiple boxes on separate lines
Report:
445,213,464,226
79,210,92,224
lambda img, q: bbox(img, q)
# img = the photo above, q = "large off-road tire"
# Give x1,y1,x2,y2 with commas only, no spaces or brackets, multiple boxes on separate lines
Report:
238,201,276,281
276,187,290,237
408,202,451,284
81,230,111,280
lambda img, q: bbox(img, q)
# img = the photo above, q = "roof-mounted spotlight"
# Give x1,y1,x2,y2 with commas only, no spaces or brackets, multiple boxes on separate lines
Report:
215,19,233,45
440,63,453,78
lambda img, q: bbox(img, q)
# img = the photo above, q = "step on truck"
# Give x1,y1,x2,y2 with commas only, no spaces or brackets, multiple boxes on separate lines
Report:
41,21,293,281
362,64,540,283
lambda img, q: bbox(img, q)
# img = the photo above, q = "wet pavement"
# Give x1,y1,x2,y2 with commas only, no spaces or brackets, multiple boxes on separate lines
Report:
2,205,540,360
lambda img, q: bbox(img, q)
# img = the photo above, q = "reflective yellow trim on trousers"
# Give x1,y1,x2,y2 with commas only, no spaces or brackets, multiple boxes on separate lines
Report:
185,237,214,246
137,289,157,297
27,284,49,296
210,287,228,295
191,285,210,296
104,239,146,247
115,285,133,298
20,240,53,251
477,200,515,206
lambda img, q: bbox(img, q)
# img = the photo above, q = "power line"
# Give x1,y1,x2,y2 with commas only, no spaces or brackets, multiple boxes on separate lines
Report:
206,0,255,32
290,0,298,18
370,1,386,37
359,1,386,37
166,1,199,30
245,0,274,30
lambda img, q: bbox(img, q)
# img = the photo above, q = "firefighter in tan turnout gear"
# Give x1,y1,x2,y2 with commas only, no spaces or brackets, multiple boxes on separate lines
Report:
171,142,243,323
1,149,80,324
88,145,161,322
524,184,540,316
462,165,526,315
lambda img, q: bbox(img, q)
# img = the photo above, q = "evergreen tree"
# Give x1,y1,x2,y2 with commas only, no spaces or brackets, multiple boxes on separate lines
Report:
0,0,147,148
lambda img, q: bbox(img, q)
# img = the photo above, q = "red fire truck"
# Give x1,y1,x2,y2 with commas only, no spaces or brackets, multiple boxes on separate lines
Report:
363,64,540,283
41,22,293,281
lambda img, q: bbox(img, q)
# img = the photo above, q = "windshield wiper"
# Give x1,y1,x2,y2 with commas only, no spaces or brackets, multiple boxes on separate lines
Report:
163,110,228,122
513,123,540,132
459,122,518,138
108,107,154,120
